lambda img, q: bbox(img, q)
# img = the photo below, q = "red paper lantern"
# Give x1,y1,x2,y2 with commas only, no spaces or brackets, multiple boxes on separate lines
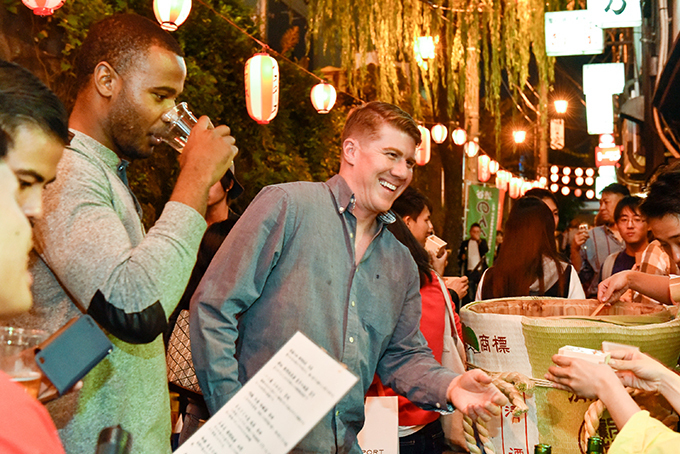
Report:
310,82,337,114
22,0,64,15
245,53,279,124
153,0,192,31
415,126,431,166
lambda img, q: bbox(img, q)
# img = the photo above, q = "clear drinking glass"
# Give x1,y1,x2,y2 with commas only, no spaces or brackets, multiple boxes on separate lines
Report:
159,102,199,153
0,326,46,398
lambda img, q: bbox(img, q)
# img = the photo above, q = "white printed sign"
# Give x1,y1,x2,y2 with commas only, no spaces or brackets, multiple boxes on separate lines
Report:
176,332,358,454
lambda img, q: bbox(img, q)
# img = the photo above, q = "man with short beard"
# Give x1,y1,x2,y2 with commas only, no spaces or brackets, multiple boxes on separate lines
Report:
17,14,237,454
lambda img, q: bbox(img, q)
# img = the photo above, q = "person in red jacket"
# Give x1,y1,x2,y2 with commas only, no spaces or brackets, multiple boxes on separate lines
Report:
367,190,468,453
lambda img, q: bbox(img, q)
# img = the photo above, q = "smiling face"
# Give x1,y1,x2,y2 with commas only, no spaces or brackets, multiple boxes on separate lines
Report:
104,45,186,160
340,123,416,220
5,123,64,221
649,214,680,267
0,162,33,317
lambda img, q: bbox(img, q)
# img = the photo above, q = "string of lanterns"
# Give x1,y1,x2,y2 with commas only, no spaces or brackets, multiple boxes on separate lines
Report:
20,0,591,202
415,121,551,199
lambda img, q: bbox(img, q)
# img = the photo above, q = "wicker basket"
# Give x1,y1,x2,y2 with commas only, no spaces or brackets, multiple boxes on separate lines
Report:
460,298,680,454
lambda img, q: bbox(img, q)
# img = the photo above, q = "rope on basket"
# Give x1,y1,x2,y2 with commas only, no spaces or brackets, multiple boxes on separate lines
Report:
462,371,534,453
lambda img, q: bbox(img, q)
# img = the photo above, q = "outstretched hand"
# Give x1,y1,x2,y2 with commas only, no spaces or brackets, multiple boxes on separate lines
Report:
446,370,508,421
608,350,670,393
598,271,630,304
545,354,621,399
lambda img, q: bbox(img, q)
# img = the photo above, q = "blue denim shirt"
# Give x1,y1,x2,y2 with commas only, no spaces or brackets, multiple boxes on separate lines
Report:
191,175,457,453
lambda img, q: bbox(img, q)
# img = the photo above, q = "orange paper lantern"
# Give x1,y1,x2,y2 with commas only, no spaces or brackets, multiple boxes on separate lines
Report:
245,53,279,124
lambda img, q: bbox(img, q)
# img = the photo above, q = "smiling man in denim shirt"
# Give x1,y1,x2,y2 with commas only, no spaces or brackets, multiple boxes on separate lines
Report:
191,102,507,453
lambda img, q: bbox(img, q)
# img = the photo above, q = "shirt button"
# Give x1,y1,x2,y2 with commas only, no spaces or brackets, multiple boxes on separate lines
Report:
335,410,340,416
349,232,354,239
349,337,354,343
436,403,441,409
351,301,356,307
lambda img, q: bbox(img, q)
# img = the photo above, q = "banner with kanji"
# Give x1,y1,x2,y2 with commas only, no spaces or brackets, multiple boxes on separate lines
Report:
465,184,500,266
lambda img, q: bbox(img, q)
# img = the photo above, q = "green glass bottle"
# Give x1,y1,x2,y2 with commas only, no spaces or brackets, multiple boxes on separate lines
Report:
587,436,605,454
534,443,552,454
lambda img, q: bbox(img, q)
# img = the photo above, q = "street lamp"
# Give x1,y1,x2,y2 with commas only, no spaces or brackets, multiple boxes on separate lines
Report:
513,130,527,144
554,100,568,114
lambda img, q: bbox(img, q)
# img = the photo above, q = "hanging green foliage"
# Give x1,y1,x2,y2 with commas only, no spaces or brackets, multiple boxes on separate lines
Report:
308,0,568,147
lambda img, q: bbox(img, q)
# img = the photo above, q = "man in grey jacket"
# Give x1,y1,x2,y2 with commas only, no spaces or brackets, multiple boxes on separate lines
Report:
12,14,237,454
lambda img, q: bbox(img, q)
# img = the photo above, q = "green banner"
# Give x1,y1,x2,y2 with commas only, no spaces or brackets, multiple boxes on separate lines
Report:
465,185,500,266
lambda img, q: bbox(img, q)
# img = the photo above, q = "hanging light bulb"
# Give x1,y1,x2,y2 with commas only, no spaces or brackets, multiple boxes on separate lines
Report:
431,124,448,144
310,82,337,114
452,128,467,145
464,140,479,158
415,126,431,166
153,0,192,31
245,53,279,124
22,0,64,15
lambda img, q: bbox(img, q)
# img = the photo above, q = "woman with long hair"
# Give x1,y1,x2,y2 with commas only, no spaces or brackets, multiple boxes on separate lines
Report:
477,196,585,300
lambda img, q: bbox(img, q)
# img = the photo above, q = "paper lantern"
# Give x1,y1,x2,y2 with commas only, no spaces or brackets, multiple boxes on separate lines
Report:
245,54,279,125
22,0,64,15
489,160,499,174
452,128,467,145
495,170,511,191
416,126,431,166
464,141,479,158
509,177,523,199
431,124,448,144
310,82,336,114
478,155,491,182
153,0,192,31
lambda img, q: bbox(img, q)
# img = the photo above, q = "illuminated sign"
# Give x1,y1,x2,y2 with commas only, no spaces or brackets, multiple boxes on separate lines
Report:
595,145,622,166
545,11,604,57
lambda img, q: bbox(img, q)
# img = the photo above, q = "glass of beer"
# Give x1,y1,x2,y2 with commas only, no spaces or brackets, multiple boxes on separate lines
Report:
0,326,46,398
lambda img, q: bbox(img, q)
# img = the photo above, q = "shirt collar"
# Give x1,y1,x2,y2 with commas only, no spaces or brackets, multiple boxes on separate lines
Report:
325,174,396,225
69,129,124,173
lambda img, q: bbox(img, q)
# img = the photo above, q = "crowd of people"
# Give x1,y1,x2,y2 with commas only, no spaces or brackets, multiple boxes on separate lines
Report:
0,11,679,454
